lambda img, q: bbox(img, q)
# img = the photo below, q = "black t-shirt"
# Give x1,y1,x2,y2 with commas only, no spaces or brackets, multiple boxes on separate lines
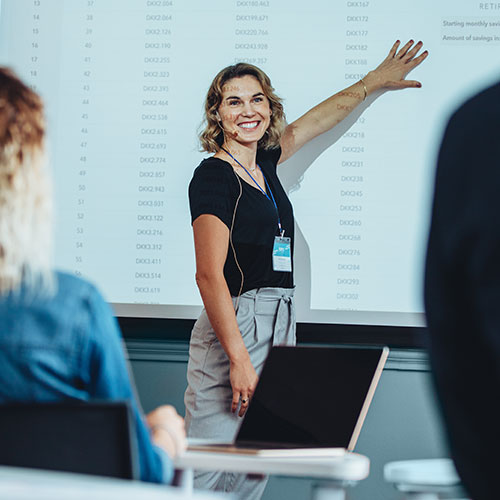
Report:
189,147,294,296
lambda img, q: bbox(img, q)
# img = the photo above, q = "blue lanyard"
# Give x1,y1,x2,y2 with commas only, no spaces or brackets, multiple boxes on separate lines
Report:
221,147,284,237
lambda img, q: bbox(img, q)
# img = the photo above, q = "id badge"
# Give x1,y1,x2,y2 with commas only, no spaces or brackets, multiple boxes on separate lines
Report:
272,236,292,272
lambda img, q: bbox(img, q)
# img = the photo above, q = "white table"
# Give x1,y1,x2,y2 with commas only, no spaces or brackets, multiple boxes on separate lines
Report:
384,459,468,500
174,445,370,500
0,465,226,500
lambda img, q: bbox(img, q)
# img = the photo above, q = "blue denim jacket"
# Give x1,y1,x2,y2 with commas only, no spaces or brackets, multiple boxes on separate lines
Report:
0,271,172,483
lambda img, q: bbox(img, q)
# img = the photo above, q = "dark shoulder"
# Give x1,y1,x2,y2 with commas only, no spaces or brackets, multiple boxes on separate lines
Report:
440,81,500,167
257,146,282,172
448,81,500,134
191,156,233,182
461,80,500,113
436,82,500,197
189,156,238,197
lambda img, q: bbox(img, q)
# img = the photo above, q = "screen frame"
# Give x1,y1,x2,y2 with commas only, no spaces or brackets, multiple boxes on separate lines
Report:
118,317,428,348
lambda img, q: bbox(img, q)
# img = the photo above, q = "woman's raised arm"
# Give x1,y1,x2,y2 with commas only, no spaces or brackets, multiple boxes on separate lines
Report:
279,40,428,164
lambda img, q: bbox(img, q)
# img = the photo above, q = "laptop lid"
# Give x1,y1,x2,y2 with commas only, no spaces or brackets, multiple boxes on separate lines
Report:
235,345,389,450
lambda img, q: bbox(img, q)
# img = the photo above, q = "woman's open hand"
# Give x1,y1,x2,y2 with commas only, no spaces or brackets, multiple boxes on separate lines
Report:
364,40,428,93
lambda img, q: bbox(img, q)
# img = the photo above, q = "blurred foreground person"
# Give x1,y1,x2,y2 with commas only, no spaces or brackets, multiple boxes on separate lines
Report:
425,80,500,500
0,67,186,483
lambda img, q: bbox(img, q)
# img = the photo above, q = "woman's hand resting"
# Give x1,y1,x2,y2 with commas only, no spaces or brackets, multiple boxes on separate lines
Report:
230,355,258,417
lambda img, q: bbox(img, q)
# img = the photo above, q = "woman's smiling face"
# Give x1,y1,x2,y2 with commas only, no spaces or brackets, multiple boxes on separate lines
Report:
218,74,272,146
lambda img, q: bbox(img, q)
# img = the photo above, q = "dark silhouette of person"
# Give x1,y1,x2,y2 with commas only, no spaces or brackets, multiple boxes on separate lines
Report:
425,80,500,500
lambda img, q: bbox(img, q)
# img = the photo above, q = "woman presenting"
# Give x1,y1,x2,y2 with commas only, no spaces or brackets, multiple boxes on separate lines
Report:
185,40,428,498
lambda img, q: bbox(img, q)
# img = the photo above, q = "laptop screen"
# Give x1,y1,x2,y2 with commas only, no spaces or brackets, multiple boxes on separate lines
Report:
236,346,388,450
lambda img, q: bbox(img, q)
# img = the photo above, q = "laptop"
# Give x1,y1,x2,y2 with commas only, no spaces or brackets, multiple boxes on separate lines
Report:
188,345,389,457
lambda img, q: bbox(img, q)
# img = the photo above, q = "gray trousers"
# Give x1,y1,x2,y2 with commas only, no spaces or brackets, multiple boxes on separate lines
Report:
184,287,296,500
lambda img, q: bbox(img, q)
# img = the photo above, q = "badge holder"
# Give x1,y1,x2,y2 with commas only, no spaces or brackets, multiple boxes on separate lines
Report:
273,235,292,272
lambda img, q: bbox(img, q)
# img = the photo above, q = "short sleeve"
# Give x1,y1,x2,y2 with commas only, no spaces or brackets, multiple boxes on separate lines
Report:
189,160,236,229
257,146,282,172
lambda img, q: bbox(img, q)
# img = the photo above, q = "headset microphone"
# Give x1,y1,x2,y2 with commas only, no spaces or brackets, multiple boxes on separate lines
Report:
219,120,239,140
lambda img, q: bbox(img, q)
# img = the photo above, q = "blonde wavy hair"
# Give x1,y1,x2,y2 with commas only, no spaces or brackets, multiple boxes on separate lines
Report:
0,67,53,295
199,63,286,153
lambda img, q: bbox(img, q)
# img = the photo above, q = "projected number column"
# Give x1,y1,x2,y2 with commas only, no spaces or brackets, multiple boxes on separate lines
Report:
11,0,54,93
133,0,173,303
26,0,44,92
335,0,371,309
73,2,97,279
234,1,270,66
